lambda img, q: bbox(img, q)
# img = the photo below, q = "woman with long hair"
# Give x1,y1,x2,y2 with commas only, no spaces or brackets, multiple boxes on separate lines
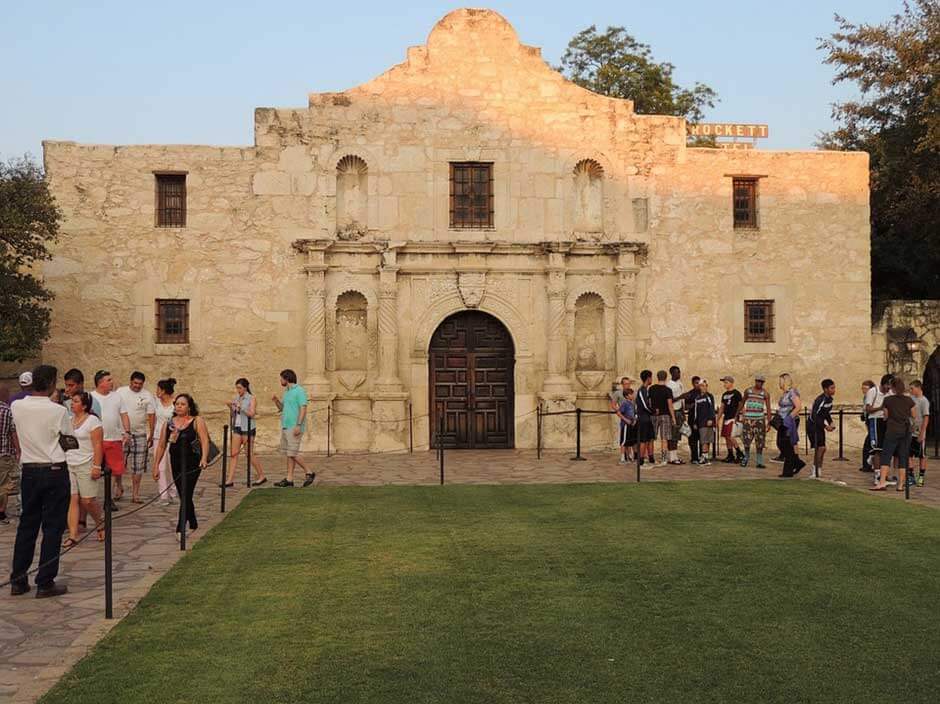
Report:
776,373,805,477
63,392,104,546
151,378,178,505
154,393,208,539
224,378,267,487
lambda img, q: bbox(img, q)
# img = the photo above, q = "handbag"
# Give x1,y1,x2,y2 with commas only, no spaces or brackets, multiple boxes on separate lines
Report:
679,422,692,437
731,421,743,439
58,433,79,451
769,414,784,431
190,435,221,467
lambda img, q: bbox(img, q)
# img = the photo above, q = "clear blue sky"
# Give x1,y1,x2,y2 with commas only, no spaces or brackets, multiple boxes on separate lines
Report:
1,0,896,159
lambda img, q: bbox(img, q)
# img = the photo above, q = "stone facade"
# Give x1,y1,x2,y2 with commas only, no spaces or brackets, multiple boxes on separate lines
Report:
40,9,874,452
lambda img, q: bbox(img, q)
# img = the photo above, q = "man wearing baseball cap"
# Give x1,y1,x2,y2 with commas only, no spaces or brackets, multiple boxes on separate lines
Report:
8,372,33,407
738,374,772,469
717,376,744,464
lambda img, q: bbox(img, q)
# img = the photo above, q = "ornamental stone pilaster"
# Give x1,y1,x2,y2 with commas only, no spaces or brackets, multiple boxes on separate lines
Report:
541,246,573,395
615,249,640,377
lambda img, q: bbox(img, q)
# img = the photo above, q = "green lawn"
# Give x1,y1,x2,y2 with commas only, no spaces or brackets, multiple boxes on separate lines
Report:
42,482,940,704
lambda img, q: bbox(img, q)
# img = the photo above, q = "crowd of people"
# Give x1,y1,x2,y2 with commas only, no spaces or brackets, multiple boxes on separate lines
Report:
609,367,930,487
1,365,316,599
0,362,931,598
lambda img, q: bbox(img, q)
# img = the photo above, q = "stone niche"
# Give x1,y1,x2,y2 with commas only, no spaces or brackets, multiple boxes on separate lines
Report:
336,155,368,239
572,159,604,236
335,291,369,372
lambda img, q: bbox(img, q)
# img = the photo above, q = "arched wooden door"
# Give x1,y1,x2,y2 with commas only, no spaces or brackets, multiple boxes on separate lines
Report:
429,311,514,449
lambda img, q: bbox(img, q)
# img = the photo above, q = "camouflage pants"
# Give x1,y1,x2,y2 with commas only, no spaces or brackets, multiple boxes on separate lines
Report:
741,418,767,454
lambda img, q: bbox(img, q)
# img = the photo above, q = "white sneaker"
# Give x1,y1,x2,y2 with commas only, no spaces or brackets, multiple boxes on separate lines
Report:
618,457,627,465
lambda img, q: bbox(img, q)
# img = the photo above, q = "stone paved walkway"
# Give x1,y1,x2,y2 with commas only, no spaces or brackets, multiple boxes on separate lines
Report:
1,445,936,703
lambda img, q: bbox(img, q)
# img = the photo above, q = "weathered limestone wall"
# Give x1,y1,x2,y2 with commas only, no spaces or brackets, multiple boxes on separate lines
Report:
39,8,876,453
639,147,873,391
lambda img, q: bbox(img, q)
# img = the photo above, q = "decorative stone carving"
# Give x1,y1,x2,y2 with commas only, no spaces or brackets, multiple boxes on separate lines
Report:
576,371,606,390
632,198,649,233
572,159,604,235
337,372,367,392
336,155,368,235
458,272,486,308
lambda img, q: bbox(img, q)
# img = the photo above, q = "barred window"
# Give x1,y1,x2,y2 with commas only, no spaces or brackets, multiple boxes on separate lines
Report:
744,300,774,342
155,299,189,344
450,162,494,229
733,177,758,229
155,174,186,228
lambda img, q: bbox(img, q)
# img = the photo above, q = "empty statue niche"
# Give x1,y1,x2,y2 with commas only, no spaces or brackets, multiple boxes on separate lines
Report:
335,291,369,371
336,155,368,239
572,159,604,234
573,292,606,371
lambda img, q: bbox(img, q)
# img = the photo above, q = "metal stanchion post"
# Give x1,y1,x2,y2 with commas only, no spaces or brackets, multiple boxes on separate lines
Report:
834,408,847,461
636,447,641,483
327,405,332,458
803,409,809,455
439,414,445,485
409,401,414,454
571,407,586,461
905,470,910,500
179,450,188,552
103,467,113,619
246,419,252,488
220,424,228,513
537,404,542,461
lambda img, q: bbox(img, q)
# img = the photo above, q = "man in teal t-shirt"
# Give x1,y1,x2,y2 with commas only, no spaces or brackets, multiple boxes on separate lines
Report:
272,369,315,488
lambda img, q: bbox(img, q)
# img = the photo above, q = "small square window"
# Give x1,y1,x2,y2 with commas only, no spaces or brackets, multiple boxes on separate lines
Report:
155,299,189,344
744,300,774,342
733,177,758,229
450,162,493,229
155,174,186,228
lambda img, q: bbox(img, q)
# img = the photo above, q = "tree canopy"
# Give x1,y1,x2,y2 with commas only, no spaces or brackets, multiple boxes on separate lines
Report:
0,156,61,362
558,25,718,123
818,0,939,300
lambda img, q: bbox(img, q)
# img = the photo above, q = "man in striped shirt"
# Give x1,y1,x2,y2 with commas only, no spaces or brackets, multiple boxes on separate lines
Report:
808,379,836,479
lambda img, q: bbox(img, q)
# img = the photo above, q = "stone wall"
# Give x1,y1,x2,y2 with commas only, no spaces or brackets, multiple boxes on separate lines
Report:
39,9,877,453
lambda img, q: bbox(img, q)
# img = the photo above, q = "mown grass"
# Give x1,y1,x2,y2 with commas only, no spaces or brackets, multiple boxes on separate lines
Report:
41,481,940,703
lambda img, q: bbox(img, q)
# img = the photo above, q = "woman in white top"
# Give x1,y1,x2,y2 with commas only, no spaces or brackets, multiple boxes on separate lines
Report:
63,392,104,547
151,378,178,505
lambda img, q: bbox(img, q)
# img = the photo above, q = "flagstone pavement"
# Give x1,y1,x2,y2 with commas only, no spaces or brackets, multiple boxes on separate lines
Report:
1,446,937,703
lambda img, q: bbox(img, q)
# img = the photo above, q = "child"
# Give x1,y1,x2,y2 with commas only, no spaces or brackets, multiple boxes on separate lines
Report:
695,379,717,466
616,388,637,464
910,380,930,487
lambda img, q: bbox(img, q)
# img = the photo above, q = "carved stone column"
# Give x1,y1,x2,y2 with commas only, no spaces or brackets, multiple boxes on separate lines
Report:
542,246,573,394
615,249,639,377
376,266,403,391
303,266,331,395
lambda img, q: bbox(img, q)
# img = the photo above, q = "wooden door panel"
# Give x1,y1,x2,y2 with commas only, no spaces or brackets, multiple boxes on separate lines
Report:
430,311,514,449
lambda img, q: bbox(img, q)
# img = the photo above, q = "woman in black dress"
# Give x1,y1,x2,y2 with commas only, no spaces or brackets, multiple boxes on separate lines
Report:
154,393,209,537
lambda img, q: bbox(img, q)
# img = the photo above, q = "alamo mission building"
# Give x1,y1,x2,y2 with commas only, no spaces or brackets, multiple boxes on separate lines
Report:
40,8,873,453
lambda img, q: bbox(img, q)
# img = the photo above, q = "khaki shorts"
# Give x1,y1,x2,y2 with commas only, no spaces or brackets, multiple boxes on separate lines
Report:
68,460,100,499
0,455,19,496
279,428,302,457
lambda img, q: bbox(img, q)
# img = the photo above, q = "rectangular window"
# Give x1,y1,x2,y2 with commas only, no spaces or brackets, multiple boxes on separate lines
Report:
732,177,758,229
155,174,187,228
744,300,774,342
155,299,189,344
450,162,494,229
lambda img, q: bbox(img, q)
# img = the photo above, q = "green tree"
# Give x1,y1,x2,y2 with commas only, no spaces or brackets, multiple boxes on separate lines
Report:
558,25,718,123
818,0,939,300
0,156,62,362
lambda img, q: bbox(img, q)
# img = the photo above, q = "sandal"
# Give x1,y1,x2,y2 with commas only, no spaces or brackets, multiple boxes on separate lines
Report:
869,485,887,491
131,498,144,504
97,527,106,542
62,537,79,549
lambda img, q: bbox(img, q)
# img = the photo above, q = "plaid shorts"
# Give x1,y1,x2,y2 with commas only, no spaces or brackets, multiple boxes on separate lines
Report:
654,415,674,441
123,433,150,475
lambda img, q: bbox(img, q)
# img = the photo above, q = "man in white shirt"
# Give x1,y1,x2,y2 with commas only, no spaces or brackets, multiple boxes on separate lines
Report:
90,370,131,502
666,366,686,465
9,365,74,598
116,371,156,503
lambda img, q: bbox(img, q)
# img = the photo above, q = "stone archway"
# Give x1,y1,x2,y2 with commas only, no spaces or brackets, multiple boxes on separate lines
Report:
429,310,515,449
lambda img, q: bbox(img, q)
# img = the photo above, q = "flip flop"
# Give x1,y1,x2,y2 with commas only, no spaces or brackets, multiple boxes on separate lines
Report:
97,527,106,542
131,498,144,504
869,485,887,491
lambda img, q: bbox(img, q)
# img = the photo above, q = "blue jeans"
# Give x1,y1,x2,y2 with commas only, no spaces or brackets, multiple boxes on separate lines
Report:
11,464,70,587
